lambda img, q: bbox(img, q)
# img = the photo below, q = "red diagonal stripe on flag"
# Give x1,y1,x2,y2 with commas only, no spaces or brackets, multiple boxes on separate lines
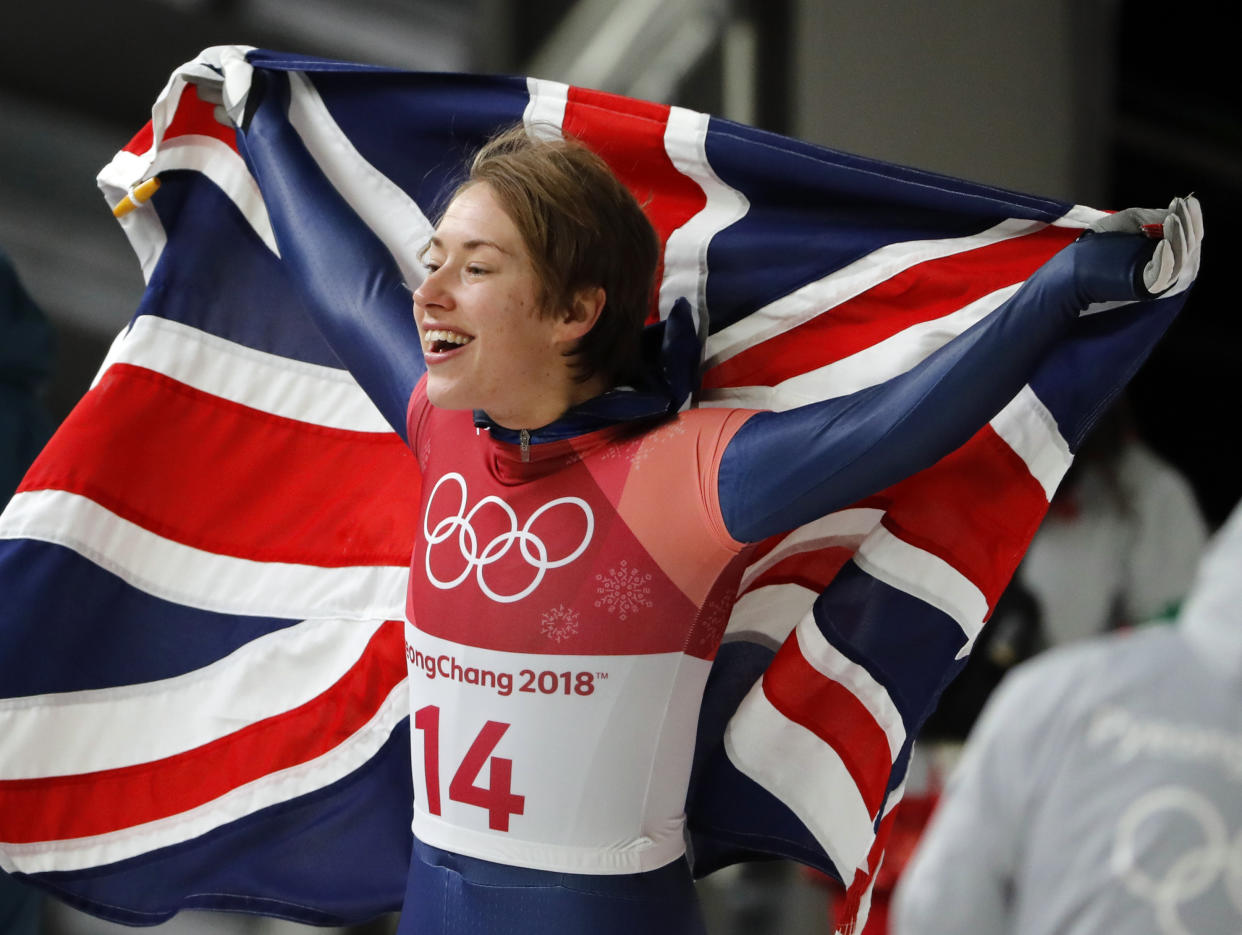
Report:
563,87,707,323
122,85,240,157
0,621,405,843
703,225,1079,390
122,121,154,156
19,364,421,567
740,547,854,598
165,83,240,154
880,424,1049,611
762,627,892,817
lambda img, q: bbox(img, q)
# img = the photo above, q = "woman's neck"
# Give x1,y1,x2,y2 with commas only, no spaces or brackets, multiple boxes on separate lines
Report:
485,371,612,430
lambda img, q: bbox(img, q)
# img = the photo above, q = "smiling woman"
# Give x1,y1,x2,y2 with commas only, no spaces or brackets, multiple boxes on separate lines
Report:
85,66,1200,935
414,182,606,428
453,126,660,382
411,126,658,429
415,182,572,420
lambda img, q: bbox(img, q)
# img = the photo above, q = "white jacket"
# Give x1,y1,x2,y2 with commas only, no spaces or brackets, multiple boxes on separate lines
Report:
893,502,1242,935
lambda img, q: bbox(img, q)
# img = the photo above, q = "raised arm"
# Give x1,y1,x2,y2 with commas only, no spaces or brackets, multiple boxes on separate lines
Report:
717,199,1201,543
223,69,426,440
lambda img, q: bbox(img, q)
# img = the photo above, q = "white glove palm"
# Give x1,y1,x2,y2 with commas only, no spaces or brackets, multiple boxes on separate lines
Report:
1089,196,1203,296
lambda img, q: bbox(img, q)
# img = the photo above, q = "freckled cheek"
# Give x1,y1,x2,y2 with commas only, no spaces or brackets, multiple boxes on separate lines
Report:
504,286,539,316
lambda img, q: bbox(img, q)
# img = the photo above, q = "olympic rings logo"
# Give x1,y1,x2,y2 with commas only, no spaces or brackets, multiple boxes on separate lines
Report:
1111,785,1242,934
422,472,594,604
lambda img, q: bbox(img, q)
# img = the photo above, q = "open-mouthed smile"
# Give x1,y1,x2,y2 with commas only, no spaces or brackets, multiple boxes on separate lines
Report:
423,328,475,357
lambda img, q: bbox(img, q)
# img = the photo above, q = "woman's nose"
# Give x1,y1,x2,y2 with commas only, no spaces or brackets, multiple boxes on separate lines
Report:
413,267,451,310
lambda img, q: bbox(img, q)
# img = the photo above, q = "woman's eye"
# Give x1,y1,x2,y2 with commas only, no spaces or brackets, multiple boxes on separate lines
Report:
466,265,488,276
422,261,441,273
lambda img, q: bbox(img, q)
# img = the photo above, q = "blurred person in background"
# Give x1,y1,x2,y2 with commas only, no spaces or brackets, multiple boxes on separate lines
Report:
891,496,1242,935
1016,397,1208,647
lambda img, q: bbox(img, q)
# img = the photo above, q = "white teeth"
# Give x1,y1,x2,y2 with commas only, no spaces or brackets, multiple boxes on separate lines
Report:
424,329,473,348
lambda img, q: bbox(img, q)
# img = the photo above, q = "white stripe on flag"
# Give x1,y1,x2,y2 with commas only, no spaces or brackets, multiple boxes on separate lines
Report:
95,71,188,277
793,615,905,760
724,582,818,648
96,74,278,273
704,218,1046,369
1056,204,1108,229
93,316,392,432
0,618,386,779
287,70,435,290
524,77,569,138
724,684,875,882
838,875,878,935
852,525,988,657
0,680,408,875
154,135,279,255
97,148,171,285
702,283,1021,411
660,106,750,330
884,777,907,818
0,491,407,621
989,384,1072,499
738,508,883,595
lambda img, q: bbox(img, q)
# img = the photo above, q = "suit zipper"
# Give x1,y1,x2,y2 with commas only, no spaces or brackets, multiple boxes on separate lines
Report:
519,428,531,462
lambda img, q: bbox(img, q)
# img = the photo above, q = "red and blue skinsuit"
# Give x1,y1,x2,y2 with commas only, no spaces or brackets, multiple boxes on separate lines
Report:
237,79,1163,934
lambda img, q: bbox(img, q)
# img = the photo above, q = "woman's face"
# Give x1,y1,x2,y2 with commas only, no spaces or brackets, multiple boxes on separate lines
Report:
413,183,583,429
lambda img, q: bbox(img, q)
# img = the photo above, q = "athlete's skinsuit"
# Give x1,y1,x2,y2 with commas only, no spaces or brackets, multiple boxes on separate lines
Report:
234,78,1164,934
401,392,751,934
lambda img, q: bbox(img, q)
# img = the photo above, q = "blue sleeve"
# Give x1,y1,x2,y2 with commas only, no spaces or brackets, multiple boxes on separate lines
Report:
717,232,1157,543
234,70,425,442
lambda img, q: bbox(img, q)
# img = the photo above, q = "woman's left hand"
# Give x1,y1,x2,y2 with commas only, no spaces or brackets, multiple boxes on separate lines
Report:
1089,196,1203,296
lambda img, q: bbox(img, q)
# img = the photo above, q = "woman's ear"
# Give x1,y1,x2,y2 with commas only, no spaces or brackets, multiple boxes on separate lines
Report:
559,286,606,341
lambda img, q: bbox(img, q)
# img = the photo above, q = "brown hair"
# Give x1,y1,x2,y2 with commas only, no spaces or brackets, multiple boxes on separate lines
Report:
450,125,659,384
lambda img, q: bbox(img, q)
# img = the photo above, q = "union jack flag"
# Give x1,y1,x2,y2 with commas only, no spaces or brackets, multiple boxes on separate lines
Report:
0,46,1189,931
